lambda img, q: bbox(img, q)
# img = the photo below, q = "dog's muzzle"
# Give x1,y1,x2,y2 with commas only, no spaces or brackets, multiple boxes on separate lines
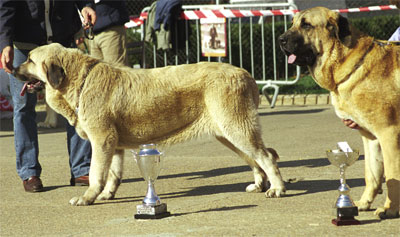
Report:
13,68,45,96
278,32,316,66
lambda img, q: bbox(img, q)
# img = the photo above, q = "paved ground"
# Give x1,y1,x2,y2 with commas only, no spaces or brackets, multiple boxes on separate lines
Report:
1,103,399,236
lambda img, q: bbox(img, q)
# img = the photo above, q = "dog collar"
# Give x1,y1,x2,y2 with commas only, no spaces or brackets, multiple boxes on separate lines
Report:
336,41,375,88
374,40,400,47
75,60,99,115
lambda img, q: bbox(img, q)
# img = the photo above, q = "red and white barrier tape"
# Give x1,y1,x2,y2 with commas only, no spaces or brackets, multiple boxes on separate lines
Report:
0,95,13,112
333,5,397,13
182,9,299,19
125,5,398,28
125,15,146,28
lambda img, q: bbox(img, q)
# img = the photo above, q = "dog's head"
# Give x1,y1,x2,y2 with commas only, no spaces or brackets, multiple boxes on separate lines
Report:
278,7,351,67
14,43,67,94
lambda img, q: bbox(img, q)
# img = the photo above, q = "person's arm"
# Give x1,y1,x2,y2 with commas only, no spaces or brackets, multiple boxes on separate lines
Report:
0,0,17,73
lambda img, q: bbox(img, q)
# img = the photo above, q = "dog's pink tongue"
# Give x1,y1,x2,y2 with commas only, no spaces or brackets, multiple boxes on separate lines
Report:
20,82,28,96
288,54,297,64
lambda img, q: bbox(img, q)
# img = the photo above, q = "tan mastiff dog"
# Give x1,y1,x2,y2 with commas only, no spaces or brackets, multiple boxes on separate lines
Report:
14,43,286,206
279,7,400,219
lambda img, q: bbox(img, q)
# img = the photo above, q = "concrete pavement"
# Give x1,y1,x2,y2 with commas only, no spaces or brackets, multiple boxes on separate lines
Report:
1,103,399,236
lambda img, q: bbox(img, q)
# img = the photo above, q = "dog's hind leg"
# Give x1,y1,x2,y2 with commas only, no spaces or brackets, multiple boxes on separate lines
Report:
216,136,268,193
206,79,284,197
97,149,124,200
355,135,384,211
214,121,285,197
70,131,118,206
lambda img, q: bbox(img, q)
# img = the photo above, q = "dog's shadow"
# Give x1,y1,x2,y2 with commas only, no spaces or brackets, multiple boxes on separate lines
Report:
121,156,365,200
123,155,344,184
278,157,332,168
170,204,258,217
284,178,365,197
42,185,70,192
123,165,253,184
258,108,327,117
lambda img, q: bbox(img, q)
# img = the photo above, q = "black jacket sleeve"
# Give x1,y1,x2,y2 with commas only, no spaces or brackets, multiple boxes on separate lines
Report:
0,0,17,52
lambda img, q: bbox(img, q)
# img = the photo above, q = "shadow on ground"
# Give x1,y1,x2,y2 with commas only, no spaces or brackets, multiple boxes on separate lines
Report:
121,156,366,201
171,205,258,217
259,108,327,117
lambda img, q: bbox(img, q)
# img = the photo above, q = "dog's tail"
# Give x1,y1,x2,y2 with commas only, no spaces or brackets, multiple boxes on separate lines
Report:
265,147,280,161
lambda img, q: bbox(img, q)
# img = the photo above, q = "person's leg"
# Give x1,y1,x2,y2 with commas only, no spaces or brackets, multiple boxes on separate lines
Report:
66,122,91,185
89,35,104,61
9,48,41,181
96,25,128,66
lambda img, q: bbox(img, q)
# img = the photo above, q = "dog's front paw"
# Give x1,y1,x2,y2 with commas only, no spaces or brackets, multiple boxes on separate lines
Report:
374,207,400,219
69,196,94,206
354,200,371,211
245,184,263,193
96,191,115,201
265,187,285,198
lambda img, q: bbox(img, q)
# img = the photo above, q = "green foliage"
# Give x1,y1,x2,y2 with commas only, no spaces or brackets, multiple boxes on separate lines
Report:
350,15,400,40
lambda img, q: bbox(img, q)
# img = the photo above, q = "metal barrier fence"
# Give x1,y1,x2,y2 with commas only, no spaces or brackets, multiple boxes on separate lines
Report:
132,1,301,108
127,1,399,108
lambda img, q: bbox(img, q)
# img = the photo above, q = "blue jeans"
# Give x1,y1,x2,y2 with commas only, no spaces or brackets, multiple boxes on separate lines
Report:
10,48,91,181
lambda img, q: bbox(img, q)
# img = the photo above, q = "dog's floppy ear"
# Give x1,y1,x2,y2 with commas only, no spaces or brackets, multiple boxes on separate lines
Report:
328,13,352,46
42,56,65,89
337,15,351,44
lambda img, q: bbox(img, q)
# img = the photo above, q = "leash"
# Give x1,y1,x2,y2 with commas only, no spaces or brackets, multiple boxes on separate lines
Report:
374,40,400,46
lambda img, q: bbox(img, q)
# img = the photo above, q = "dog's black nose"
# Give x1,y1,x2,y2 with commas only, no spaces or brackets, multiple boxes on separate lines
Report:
278,35,287,46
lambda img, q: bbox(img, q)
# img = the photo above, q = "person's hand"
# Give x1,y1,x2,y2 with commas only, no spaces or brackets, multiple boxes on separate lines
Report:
1,46,14,74
81,7,96,28
342,119,359,129
75,37,85,46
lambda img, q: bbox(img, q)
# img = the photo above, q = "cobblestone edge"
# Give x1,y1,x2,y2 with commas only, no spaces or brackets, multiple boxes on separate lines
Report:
259,94,330,106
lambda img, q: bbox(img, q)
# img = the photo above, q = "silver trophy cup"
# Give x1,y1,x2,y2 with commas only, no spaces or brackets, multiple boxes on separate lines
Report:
132,144,170,219
326,148,360,225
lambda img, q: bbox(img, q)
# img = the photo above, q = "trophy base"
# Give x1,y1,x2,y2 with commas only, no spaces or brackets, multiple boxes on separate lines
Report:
336,206,359,217
134,203,170,219
332,216,360,226
332,207,360,225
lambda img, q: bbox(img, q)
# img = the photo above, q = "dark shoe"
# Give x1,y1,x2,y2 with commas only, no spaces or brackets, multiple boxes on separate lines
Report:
23,176,43,192
70,175,89,186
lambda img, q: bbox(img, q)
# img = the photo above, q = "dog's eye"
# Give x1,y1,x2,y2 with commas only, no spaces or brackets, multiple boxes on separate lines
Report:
301,20,313,29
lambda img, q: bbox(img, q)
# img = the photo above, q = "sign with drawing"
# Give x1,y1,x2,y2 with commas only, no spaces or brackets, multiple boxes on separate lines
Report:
200,17,226,57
